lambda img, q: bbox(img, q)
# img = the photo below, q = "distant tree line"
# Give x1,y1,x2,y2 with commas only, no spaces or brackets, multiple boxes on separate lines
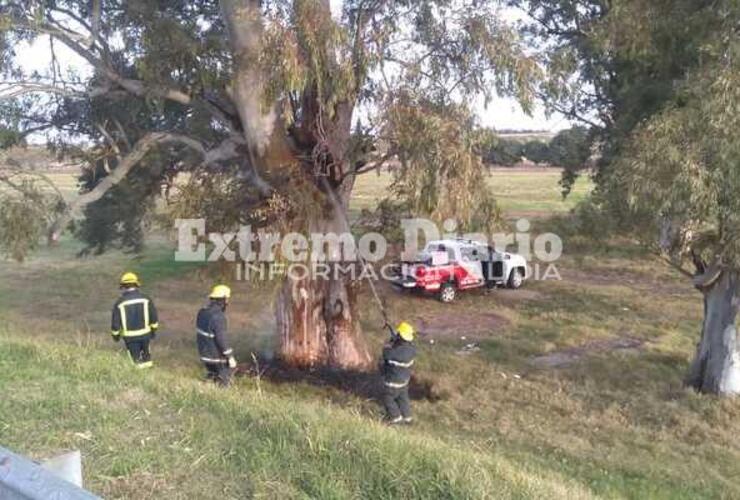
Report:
474,126,591,168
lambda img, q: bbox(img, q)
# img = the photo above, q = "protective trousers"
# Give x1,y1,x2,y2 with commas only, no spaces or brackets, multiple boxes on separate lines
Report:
125,337,152,368
383,385,411,423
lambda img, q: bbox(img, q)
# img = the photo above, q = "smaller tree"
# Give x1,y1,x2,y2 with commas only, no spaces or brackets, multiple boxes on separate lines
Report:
521,139,550,164
479,136,524,166
616,26,740,394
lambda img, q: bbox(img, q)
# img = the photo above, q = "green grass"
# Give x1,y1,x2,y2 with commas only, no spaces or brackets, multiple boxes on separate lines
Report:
2,169,740,498
351,169,592,217
0,328,595,499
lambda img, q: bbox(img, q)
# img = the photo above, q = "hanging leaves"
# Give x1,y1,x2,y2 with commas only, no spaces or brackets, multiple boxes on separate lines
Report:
382,96,502,234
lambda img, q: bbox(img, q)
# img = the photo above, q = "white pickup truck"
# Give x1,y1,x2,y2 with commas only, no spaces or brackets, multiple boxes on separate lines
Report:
392,238,528,303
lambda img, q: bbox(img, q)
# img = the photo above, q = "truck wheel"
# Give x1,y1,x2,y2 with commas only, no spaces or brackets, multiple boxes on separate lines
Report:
507,268,524,289
439,282,456,303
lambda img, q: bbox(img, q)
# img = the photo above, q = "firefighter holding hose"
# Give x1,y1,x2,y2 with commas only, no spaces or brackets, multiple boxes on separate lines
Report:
379,321,417,425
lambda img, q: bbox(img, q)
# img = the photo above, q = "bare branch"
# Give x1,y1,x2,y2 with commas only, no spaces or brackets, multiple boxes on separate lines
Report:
535,90,602,129
656,252,696,279
112,119,132,150
9,16,191,103
0,81,99,100
90,0,102,48
6,12,239,130
48,132,201,243
95,122,122,160
47,133,250,242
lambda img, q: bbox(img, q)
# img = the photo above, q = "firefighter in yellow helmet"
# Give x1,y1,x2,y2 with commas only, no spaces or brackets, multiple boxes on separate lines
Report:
379,321,417,424
111,272,159,369
196,285,237,386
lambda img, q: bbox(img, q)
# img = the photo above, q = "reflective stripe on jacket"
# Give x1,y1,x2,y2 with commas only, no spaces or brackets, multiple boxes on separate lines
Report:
111,289,159,338
381,339,416,387
196,302,231,363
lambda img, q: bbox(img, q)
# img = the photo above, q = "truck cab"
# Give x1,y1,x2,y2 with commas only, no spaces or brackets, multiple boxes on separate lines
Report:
392,239,528,302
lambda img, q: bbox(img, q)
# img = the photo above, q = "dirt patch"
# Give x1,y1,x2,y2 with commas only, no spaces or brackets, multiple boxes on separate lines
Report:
529,336,645,369
415,310,510,341
561,268,693,296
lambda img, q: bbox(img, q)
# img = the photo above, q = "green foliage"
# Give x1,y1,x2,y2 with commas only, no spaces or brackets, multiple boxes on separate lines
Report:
0,102,27,149
167,169,293,234
474,127,589,169
0,126,21,149
74,160,162,256
551,126,592,195
383,99,501,233
616,33,740,268
520,0,720,193
260,0,355,122
0,0,544,262
545,0,740,271
0,178,62,261
521,140,550,164
482,137,524,166
550,127,590,169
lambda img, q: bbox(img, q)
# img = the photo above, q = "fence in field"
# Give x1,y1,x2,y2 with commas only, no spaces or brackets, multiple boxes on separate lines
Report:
0,446,100,499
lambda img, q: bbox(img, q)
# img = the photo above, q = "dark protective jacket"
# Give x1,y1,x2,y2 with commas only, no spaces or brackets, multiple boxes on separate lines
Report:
380,336,417,388
111,288,159,339
196,302,233,364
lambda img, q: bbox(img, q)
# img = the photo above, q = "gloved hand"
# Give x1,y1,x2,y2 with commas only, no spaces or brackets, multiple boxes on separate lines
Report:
227,356,237,369
150,330,157,340
112,335,121,343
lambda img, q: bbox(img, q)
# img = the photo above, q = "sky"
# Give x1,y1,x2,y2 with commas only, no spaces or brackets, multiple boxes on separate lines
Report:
14,3,570,133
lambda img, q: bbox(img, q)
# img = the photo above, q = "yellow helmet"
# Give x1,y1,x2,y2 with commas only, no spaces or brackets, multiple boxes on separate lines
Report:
120,272,140,287
209,284,232,300
396,321,415,341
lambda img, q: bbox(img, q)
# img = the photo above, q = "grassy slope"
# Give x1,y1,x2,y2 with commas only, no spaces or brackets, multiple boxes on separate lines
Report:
0,331,595,499
1,171,739,498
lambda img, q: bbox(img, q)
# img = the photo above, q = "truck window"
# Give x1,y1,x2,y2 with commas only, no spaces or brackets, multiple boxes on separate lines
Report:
461,247,480,262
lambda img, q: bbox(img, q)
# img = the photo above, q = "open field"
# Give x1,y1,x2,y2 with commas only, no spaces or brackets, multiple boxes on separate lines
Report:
352,168,591,217
1,170,740,498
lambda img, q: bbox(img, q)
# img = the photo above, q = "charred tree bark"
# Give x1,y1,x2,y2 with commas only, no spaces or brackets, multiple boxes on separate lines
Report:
275,200,372,370
686,270,740,395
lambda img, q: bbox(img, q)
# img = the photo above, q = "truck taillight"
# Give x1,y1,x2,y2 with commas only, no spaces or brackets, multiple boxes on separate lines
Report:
415,266,426,278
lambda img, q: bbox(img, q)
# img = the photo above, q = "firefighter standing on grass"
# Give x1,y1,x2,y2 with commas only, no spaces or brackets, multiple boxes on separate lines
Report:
111,272,159,369
379,321,417,424
196,285,237,387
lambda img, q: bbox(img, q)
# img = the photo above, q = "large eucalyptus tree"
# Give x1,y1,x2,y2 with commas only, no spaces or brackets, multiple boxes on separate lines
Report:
0,0,538,369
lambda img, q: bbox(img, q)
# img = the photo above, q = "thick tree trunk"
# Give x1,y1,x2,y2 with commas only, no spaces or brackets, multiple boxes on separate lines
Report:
275,202,372,370
686,271,740,395
221,0,370,370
